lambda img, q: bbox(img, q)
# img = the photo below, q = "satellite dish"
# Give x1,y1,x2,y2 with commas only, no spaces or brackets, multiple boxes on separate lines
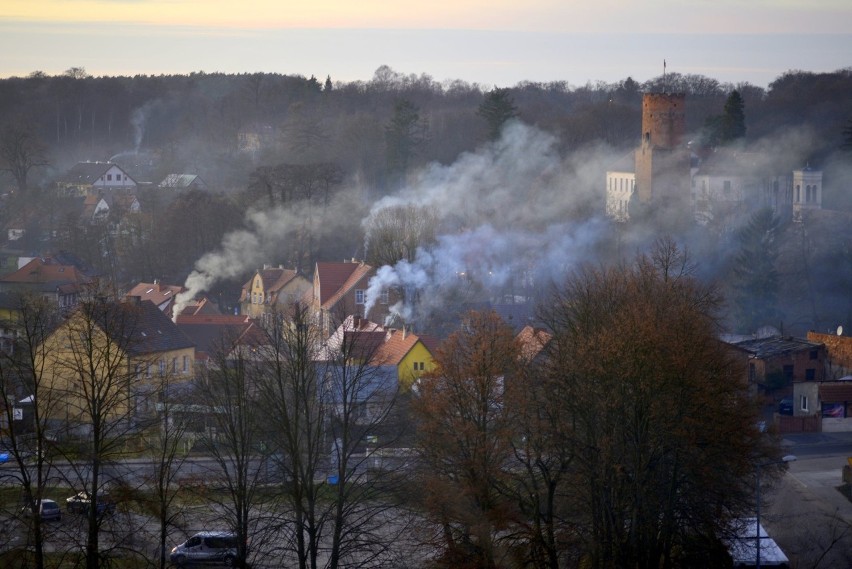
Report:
838,325,844,336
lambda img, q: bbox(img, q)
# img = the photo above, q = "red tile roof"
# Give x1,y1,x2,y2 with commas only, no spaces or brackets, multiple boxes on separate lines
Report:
516,325,552,362
126,281,185,313
175,314,262,356
0,257,90,286
316,261,373,309
372,329,420,365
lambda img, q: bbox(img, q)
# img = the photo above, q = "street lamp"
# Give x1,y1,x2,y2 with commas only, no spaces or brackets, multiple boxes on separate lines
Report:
755,454,796,569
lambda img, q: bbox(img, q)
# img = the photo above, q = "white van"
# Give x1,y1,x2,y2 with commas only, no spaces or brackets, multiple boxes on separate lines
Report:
170,531,239,567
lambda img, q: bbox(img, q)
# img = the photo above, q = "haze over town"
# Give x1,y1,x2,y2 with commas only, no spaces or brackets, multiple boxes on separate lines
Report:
2,2,852,569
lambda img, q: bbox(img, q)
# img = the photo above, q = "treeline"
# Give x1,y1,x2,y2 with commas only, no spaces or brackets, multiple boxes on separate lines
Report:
1,66,851,194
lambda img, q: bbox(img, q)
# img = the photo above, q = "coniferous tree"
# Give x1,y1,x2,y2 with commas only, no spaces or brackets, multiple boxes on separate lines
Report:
720,89,746,143
732,208,781,333
477,88,518,140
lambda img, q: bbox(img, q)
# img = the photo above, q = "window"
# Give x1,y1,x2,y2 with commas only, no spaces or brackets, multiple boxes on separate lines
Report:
147,365,152,378
800,395,808,412
749,363,755,383
183,355,189,373
107,174,112,181
355,289,365,304
172,357,178,373
805,368,815,381
419,362,425,371
380,290,389,304
723,180,732,195
159,360,166,375
782,365,794,383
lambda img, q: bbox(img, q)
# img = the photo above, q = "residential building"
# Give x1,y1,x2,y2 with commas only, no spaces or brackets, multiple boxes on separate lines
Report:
38,297,195,430
727,335,826,400
0,256,97,309
159,174,208,191
175,313,262,366
240,265,311,323
125,281,186,318
309,260,392,338
55,161,137,197
372,327,440,390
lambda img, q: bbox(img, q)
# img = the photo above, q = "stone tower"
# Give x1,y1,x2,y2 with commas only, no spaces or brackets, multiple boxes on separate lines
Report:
634,93,689,204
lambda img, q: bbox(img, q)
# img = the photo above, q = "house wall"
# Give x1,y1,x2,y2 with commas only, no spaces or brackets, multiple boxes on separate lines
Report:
92,165,136,189
807,331,852,377
756,345,826,386
605,171,635,221
398,341,436,390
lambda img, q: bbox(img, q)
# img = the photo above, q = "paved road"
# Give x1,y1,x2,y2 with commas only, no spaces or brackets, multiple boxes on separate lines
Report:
762,431,852,568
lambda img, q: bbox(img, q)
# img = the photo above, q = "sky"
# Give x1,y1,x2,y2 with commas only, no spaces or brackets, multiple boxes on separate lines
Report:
1,0,851,88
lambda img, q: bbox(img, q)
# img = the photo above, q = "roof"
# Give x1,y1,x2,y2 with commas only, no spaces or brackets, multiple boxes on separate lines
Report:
315,261,373,308
372,328,438,366
125,281,185,313
241,267,301,300
57,162,133,186
179,297,221,316
516,325,552,362
819,383,852,403
175,313,261,356
81,298,195,356
159,174,205,189
318,316,385,361
0,257,92,287
732,335,823,359
725,518,789,566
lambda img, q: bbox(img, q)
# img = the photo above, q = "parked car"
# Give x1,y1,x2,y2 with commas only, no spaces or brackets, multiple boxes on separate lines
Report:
21,499,61,522
170,531,239,567
778,398,794,415
66,491,116,516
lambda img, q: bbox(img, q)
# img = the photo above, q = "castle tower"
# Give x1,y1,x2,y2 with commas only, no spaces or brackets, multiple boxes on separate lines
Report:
634,93,689,204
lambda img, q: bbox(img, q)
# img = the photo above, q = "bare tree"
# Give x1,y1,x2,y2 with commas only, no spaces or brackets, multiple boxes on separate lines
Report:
143,372,194,569
0,293,62,569
256,305,412,568
0,120,48,192
195,338,268,569
43,297,150,569
363,203,439,268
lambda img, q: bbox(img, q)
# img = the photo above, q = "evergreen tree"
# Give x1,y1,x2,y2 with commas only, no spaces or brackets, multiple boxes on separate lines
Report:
720,89,746,143
324,75,333,92
842,117,852,152
385,99,427,179
732,208,780,333
477,88,518,140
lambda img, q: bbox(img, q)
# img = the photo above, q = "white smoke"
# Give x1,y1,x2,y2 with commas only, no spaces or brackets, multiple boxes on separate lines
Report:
363,121,616,326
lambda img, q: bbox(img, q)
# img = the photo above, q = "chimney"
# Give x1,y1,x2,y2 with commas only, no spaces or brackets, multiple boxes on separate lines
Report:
128,295,142,305
402,326,407,340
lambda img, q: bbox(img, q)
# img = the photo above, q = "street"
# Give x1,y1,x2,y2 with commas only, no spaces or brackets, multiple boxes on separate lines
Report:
762,431,852,568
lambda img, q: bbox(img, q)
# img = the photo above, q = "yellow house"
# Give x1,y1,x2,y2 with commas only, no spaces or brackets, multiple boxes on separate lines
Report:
39,297,195,427
373,328,440,390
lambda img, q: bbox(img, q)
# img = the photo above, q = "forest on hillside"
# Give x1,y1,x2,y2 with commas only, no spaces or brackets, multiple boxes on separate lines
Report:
1,65,852,336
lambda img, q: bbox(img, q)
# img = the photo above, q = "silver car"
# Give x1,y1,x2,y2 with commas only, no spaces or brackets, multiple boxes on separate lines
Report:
170,531,239,567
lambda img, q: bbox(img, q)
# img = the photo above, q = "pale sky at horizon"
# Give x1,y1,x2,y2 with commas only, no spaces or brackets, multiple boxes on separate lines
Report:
1,0,850,87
